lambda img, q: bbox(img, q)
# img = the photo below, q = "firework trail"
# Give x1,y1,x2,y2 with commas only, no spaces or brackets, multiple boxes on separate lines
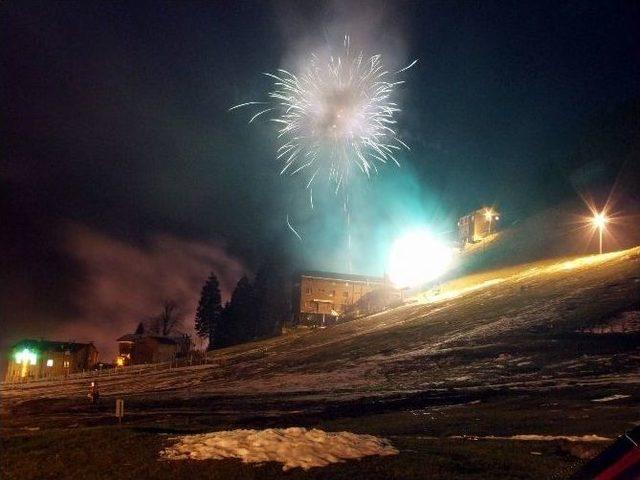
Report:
286,214,302,241
230,36,415,193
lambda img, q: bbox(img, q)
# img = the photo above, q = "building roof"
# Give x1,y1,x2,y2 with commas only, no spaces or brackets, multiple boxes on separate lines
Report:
459,207,499,219
11,339,95,353
299,271,386,284
116,334,177,345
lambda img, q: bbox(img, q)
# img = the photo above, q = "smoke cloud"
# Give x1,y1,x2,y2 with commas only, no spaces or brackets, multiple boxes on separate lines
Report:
1,224,246,369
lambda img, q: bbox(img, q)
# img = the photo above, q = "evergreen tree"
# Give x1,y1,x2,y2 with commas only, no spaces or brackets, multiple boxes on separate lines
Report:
208,248,291,350
213,301,232,348
253,261,288,339
195,273,222,345
214,276,255,347
231,275,256,343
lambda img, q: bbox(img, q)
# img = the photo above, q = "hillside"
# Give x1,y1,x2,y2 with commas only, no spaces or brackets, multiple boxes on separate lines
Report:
2,245,639,479
3,245,638,409
455,196,640,277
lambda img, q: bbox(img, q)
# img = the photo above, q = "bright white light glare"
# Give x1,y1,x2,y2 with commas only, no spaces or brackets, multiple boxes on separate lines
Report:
388,229,454,288
592,212,607,228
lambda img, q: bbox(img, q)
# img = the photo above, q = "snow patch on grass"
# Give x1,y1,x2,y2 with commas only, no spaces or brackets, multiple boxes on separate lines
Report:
450,434,611,442
504,434,611,442
160,427,398,470
591,394,631,403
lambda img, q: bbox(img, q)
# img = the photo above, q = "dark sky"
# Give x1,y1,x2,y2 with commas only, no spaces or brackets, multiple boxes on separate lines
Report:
2,1,639,363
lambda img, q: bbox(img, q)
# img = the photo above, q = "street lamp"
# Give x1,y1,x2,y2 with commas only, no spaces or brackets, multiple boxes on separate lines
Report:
592,212,607,254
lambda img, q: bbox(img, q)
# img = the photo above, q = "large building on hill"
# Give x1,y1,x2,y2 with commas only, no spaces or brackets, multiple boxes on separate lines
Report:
292,271,395,327
5,339,98,382
458,207,500,245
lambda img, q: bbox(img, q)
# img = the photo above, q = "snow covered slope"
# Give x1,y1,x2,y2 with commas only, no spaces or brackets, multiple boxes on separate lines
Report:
2,247,639,409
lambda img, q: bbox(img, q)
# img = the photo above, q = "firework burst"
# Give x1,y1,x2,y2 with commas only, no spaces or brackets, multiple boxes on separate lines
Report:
231,36,415,194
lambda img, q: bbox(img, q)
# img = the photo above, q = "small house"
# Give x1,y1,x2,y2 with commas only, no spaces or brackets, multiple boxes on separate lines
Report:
116,333,192,366
5,339,98,381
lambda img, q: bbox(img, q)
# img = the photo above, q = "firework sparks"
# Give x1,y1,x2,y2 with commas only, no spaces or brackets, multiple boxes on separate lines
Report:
232,36,415,193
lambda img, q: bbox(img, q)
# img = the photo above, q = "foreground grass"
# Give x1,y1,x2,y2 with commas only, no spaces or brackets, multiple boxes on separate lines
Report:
1,424,588,480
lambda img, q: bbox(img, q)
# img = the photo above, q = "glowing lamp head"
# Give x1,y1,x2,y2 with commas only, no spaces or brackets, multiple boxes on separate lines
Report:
592,212,607,229
388,229,454,289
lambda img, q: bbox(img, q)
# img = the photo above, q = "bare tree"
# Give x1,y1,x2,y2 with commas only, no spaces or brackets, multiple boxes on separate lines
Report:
147,300,183,336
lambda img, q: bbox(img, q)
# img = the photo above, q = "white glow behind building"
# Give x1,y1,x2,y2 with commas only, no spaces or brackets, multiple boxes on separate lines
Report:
388,229,454,288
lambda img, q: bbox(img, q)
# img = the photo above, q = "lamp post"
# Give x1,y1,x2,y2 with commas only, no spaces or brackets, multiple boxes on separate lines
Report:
592,212,607,254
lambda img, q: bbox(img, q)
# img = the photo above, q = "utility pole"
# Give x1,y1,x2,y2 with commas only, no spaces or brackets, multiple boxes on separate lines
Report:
599,223,603,255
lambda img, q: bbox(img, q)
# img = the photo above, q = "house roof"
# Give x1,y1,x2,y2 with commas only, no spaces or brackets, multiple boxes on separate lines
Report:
459,207,499,219
299,271,386,284
116,334,177,345
11,339,95,353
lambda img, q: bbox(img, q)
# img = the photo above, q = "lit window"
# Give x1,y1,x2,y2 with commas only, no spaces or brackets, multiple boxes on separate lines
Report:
63,361,70,368
46,359,54,367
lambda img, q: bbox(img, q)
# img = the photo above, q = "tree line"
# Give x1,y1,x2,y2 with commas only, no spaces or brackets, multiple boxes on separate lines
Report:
127,249,292,349
194,261,289,349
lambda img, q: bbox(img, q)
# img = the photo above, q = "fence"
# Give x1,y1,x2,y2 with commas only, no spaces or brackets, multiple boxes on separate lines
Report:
1,352,217,389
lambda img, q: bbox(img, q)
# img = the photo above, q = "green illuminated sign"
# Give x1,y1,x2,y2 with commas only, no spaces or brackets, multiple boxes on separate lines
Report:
14,348,38,365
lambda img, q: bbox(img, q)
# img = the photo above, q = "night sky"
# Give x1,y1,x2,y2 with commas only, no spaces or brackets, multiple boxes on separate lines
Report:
3,1,639,364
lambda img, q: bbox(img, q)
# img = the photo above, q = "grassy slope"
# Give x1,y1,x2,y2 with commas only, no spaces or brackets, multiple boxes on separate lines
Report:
2,246,639,479
2,247,639,405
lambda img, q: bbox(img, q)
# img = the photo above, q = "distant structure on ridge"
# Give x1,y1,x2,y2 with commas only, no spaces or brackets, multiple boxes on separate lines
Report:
458,207,500,246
